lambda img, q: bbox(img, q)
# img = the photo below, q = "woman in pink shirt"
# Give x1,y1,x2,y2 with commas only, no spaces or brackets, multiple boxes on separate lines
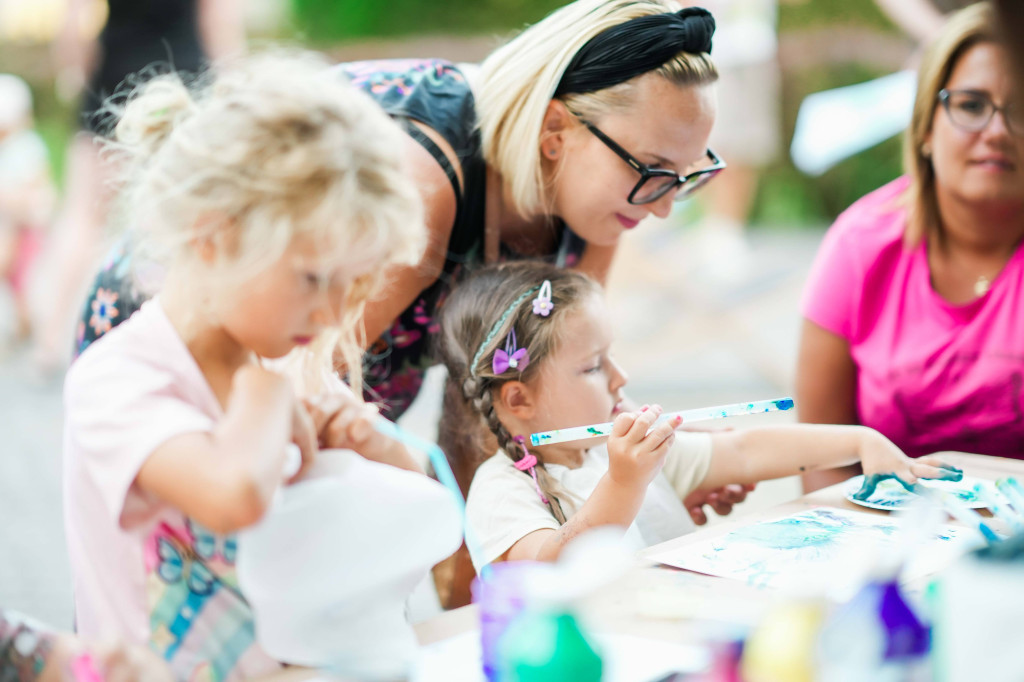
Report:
798,3,1024,492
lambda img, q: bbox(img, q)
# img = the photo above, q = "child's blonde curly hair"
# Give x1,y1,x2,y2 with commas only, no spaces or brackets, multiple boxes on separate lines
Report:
107,51,426,394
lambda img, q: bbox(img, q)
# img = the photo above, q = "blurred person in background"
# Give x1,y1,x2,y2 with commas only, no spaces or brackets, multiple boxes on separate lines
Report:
874,0,979,46
31,0,245,373
0,74,55,346
993,0,1024,79
685,0,779,284
797,3,1024,492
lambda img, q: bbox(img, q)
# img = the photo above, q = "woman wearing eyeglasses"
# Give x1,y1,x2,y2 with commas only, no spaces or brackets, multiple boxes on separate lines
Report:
798,2,1024,493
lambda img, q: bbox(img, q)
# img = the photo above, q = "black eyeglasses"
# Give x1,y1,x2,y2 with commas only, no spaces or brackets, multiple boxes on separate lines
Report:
938,89,1024,137
578,119,725,205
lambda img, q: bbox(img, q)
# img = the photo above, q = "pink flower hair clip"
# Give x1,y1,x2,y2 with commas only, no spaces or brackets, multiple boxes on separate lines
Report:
532,280,553,317
513,435,548,504
493,329,530,374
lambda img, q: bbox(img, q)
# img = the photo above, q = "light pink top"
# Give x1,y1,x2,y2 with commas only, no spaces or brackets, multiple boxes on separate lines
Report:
63,299,281,681
801,176,1024,459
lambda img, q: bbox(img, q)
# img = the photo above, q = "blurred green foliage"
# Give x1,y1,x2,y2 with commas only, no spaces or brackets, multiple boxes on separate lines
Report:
750,60,906,228
14,0,914,224
288,0,566,42
778,0,893,32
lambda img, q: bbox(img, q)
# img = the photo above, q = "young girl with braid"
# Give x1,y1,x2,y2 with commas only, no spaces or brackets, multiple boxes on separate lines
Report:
437,261,965,572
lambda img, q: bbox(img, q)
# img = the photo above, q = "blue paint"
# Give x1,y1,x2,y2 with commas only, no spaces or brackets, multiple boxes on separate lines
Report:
726,516,841,550
934,465,964,482
773,398,795,411
724,509,895,551
854,473,913,501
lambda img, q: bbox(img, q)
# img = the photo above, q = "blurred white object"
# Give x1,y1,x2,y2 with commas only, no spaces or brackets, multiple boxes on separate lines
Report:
0,73,32,129
791,70,917,176
931,537,1024,682
236,448,463,679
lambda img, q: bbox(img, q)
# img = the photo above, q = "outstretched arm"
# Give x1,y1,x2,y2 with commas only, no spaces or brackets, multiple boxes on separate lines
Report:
796,319,862,492
700,423,961,494
355,123,458,348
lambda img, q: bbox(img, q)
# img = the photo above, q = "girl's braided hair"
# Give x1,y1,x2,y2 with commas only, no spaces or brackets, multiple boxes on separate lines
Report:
436,261,600,523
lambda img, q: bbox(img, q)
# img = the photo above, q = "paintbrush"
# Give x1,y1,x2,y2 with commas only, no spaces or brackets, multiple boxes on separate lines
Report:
974,482,1024,534
910,483,1001,544
995,477,1024,515
529,397,795,447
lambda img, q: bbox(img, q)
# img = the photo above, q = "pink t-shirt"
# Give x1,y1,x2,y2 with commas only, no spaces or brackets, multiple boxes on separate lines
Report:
802,176,1024,459
63,299,281,681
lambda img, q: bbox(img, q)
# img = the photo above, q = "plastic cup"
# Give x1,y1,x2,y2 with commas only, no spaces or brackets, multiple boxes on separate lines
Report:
471,562,543,681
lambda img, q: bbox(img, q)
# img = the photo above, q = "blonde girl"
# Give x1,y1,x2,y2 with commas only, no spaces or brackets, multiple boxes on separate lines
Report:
437,261,964,571
62,52,425,680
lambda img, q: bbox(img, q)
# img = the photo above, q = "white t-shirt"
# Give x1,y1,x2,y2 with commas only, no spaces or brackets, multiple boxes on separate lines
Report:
63,299,281,680
465,432,714,572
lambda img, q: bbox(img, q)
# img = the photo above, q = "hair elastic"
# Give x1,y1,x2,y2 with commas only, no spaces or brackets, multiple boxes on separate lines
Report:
513,435,549,504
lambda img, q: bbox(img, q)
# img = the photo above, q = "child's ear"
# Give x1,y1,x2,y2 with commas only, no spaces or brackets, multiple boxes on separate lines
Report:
539,99,573,161
498,380,536,419
190,213,237,263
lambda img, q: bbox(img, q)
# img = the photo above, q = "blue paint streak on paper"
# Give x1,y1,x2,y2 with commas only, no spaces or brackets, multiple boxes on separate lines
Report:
726,508,895,552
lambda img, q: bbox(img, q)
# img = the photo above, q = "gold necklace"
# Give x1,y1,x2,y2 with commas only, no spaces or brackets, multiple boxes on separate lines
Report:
975,274,991,297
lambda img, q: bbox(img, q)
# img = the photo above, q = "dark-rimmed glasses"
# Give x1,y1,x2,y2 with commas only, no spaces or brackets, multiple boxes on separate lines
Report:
579,119,726,204
938,89,1024,137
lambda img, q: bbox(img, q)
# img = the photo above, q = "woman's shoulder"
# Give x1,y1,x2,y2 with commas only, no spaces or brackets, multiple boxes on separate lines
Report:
830,177,910,240
821,176,911,263
337,59,478,155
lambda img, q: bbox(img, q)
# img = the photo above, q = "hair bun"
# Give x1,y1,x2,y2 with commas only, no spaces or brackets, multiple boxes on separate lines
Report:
674,7,715,55
114,75,196,161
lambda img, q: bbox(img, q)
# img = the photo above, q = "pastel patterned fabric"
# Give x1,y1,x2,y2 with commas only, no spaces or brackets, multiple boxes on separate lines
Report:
801,176,1024,459
73,59,585,420
63,299,281,680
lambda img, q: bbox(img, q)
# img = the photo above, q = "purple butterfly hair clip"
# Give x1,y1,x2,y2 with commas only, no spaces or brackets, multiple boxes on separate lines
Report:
493,329,530,374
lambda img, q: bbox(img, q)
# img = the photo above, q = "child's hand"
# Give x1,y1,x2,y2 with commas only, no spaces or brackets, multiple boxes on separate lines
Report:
288,399,318,482
45,636,173,682
233,365,318,481
304,390,422,473
683,483,756,525
607,405,681,492
854,431,964,500
86,642,174,682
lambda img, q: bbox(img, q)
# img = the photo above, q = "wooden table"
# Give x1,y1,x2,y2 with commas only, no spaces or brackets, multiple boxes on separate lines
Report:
416,453,1024,645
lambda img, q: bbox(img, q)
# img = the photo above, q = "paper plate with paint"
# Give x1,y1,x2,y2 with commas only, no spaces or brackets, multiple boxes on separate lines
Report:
844,475,998,511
